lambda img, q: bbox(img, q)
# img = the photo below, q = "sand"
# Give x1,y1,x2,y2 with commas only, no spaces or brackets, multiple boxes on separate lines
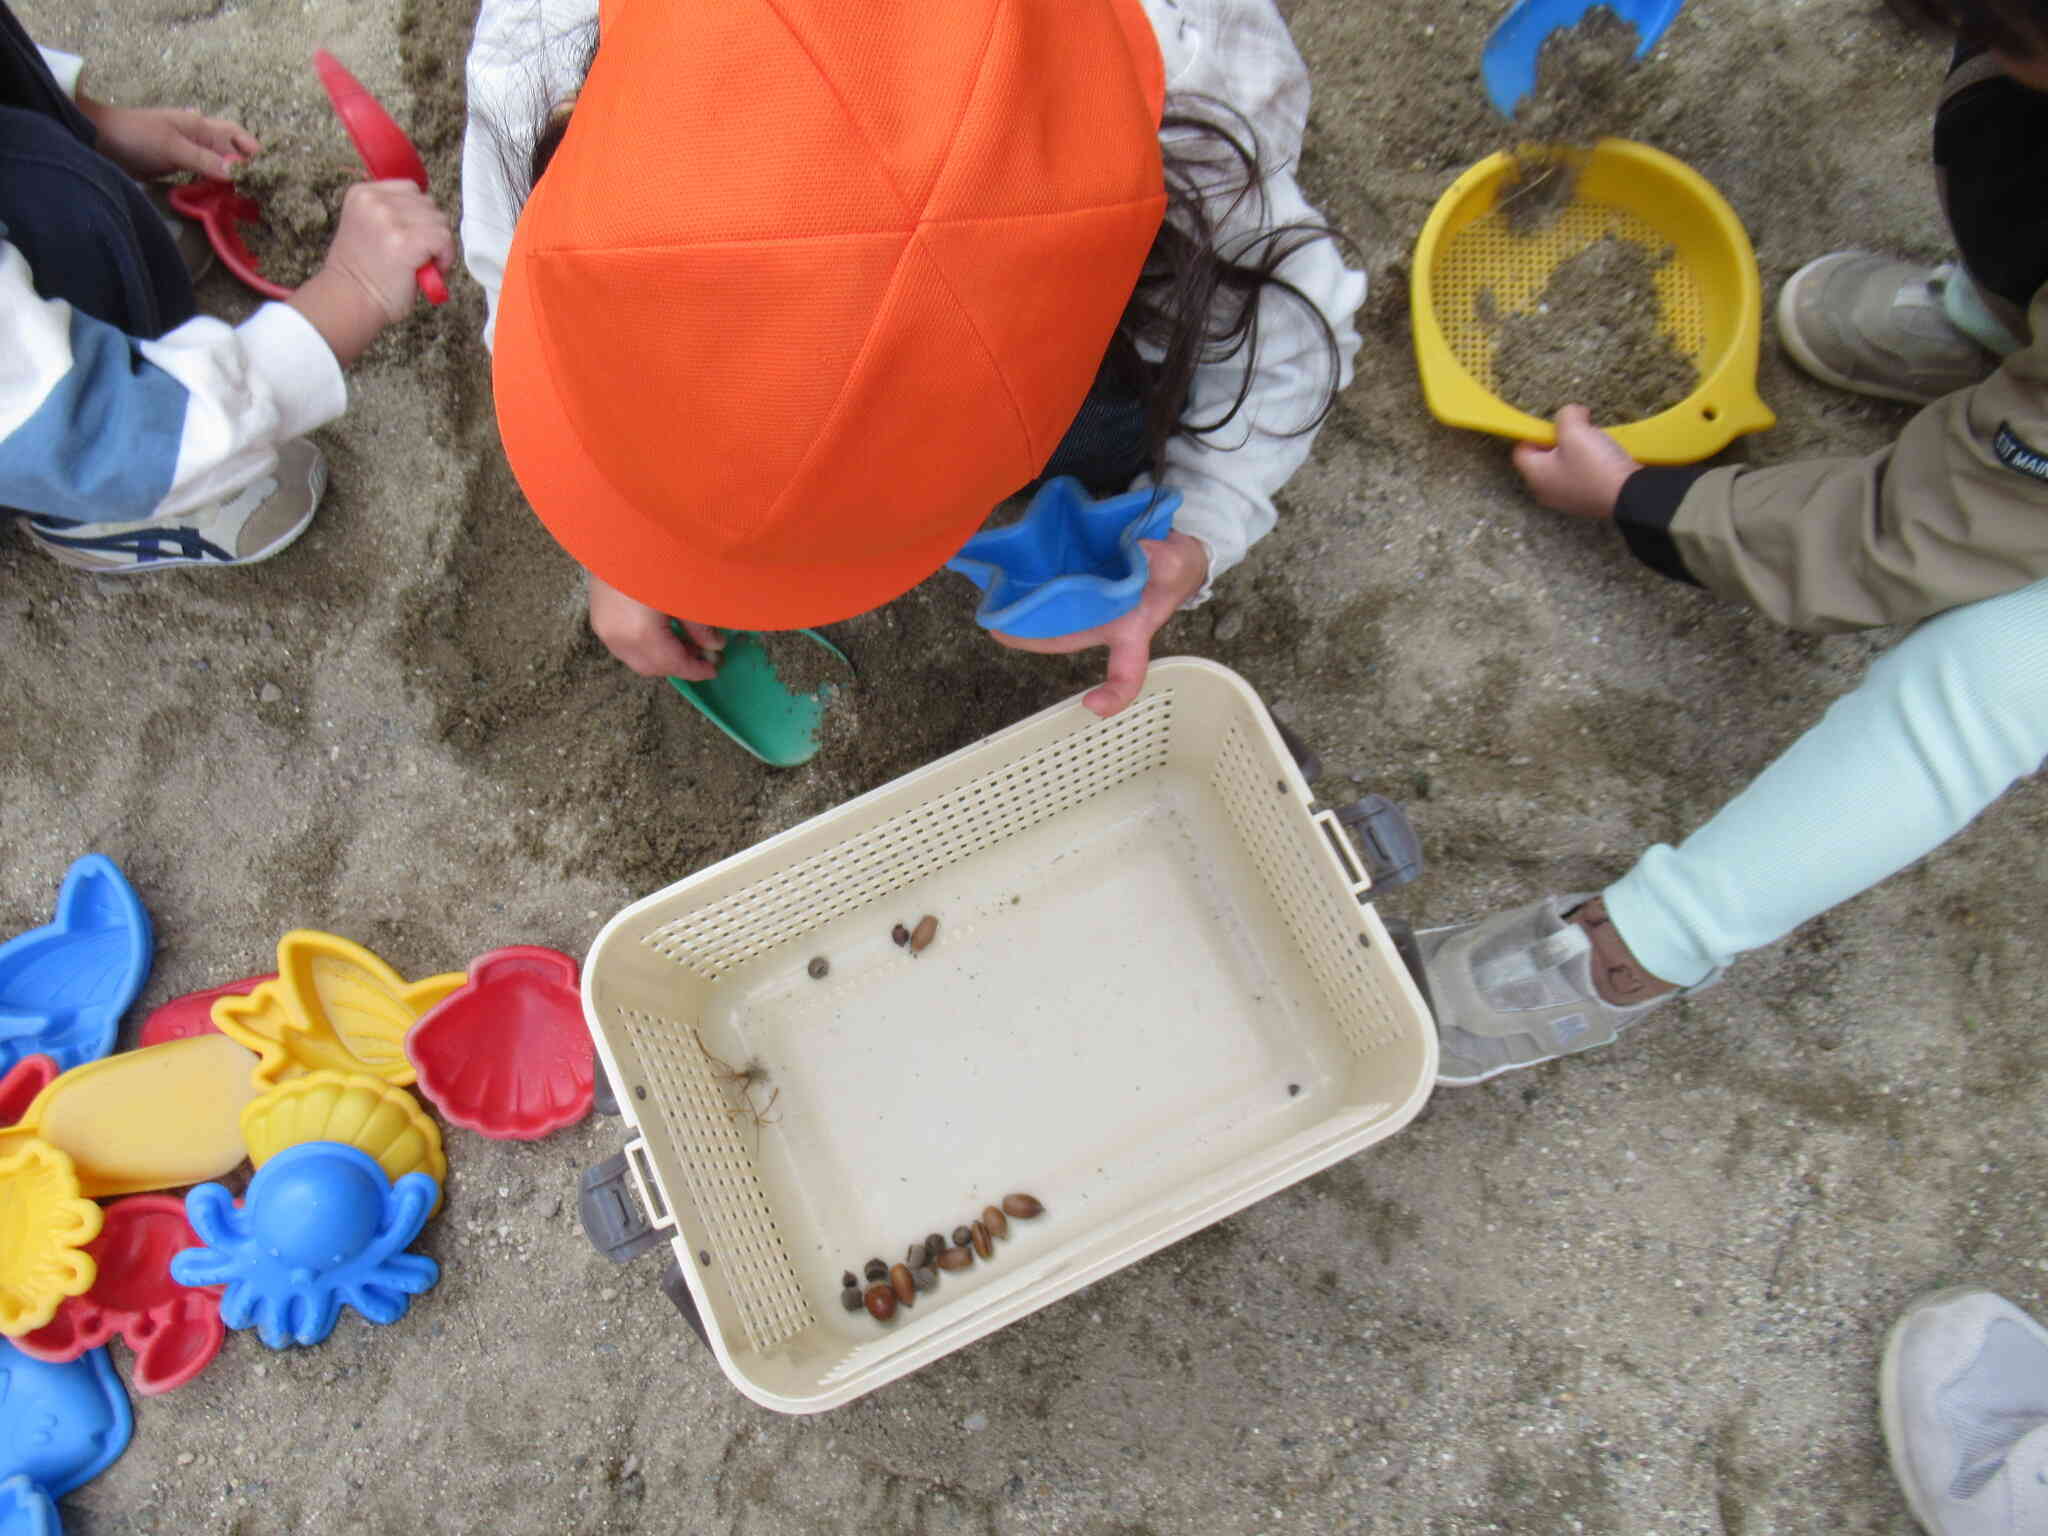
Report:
6,0,2041,1531
1485,235,1701,423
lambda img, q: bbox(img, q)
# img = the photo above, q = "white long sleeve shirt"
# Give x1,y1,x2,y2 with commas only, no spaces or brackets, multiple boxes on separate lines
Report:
459,0,1365,595
1,45,345,525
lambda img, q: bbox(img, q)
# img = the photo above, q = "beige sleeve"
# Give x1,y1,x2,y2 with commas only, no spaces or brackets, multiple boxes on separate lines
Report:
1666,282,2048,633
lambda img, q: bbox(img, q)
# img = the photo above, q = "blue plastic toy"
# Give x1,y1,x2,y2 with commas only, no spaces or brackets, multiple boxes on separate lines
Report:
1482,0,1684,120
0,856,152,1075
0,1476,59,1536
946,478,1181,640
171,1142,438,1349
0,1342,130,1499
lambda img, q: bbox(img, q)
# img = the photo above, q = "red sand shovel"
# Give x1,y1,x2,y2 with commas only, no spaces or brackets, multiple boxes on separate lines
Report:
312,48,449,305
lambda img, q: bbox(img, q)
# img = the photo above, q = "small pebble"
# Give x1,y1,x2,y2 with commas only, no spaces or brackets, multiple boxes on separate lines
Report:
1288,1083,1301,1097
841,1286,864,1312
925,1231,945,1258
1000,1193,1044,1219
889,1264,916,1305
892,924,911,947
981,1204,1008,1240
808,956,829,980
936,1246,974,1271
258,681,284,704
864,1257,887,1283
910,914,938,953
970,1221,993,1259
912,1266,937,1292
864,1283,897,1321
962,1411,989,1432
951,1224,972,1248
177,1452,196,1467
599,1287,618,1303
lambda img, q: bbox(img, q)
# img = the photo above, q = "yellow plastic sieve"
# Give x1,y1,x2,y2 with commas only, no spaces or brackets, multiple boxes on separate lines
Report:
1411,138,1774,464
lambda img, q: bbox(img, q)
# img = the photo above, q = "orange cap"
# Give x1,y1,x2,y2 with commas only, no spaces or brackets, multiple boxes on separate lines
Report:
493,0,1168,630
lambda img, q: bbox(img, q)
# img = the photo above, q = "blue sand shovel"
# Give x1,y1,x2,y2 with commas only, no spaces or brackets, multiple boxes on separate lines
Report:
1482,0,1684,120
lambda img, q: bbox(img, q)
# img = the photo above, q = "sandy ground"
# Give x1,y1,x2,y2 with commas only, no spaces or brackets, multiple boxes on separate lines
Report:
6,0,2045,1531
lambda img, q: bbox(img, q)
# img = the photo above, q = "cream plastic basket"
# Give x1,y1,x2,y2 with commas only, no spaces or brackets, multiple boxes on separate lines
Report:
580,657,1436,1413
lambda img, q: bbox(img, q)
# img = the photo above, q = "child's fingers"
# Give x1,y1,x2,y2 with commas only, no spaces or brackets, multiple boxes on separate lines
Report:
1084,628,1152,718
679,621,726,656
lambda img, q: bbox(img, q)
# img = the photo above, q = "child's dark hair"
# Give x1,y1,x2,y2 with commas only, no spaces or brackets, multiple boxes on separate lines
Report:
1889,0,2048,54
517,40,1349,487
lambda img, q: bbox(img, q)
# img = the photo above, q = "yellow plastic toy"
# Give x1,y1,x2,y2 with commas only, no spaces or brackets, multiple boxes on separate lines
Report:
1411,138,1775,464
242,1070,447,1199
213,930,465,1090
0,1137,102,1336
0,1034,260,1199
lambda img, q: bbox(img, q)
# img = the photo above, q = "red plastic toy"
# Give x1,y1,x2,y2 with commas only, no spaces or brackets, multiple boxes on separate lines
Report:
0,1053,57,1126
404,947,593,1139
166,179,295,300
137,974,272,1048
14,1194,226,1395
312,49,449,305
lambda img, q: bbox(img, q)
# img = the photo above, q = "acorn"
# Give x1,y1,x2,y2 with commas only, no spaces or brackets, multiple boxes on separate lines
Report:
841,1286,864,1313
841,1270,858,1290
981,1205,1008,1240
807,956,830,980
952,1224,972,1249
864,1257,888,1282
890,1264,916,1305
970,1221,993,1259
864,1284,897,1321
924,1232,946,1261
912,1266,938,1292
909,915,939,953
936,1246,974,1271
892,924,912,947
908,1243,932,1268
1000,1194,1044,1219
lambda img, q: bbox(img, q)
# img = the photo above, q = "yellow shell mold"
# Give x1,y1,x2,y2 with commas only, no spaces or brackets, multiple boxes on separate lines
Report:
241,1070,447,1199
0,1136,103,1337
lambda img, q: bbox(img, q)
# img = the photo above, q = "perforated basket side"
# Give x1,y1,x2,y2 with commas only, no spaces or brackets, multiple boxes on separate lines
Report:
1210,723,1411,1057
642,691,1176,980
615,1005,812,1354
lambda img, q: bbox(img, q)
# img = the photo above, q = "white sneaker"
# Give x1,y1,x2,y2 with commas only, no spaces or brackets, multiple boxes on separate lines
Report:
1882,1287,2048,1536
23,439,326,573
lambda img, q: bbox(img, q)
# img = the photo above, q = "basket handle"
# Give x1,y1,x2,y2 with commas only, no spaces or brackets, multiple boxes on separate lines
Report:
1314,809,1374,897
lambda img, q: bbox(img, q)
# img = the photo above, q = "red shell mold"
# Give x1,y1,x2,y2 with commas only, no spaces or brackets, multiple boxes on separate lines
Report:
14,1194,226,1395
138,974,272,1048
404,947,593,1140
0,1053,58,1126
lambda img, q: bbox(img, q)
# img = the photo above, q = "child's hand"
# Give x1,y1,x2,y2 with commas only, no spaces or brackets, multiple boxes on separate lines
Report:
287,181,455,366
1511,405,1642,520
76,97,259,180
587,571,725,681
992,529,1210,718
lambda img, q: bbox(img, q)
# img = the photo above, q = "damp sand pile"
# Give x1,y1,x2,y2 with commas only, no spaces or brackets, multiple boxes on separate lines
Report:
1485,234,1698,423
1501,6,1654,236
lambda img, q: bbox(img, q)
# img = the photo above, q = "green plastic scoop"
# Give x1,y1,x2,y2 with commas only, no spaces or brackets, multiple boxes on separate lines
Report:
666,628,854,767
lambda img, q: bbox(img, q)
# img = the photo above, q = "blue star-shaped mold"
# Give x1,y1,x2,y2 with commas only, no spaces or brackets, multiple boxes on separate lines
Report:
947,478,1181,639
0,856,152,1075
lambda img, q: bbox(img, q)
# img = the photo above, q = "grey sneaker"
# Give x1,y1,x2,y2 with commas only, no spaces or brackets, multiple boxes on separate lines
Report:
1776,253,1996,406
1882,1288,2048,1536
148,181,215,283
1420,893,1708,1085
24,439,326,573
